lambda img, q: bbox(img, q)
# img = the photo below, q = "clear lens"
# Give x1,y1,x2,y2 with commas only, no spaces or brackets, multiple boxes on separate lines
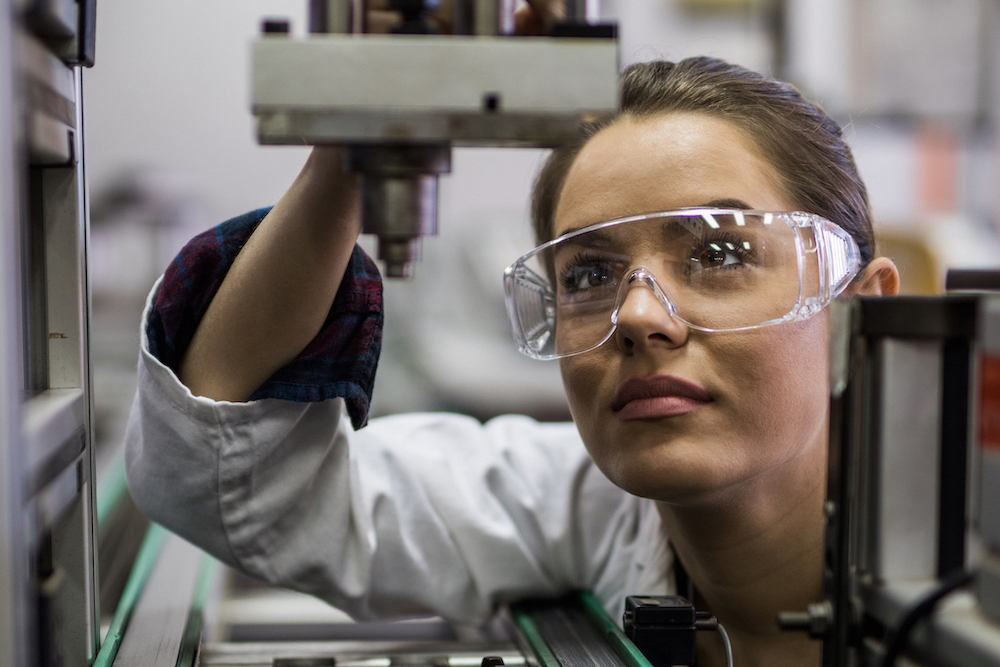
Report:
504,209,862,360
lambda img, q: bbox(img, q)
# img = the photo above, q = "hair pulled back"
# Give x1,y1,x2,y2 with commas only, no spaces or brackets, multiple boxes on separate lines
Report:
531,56,874,266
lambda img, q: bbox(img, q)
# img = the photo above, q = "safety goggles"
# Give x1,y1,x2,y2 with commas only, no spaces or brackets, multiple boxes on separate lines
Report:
503,208,862,360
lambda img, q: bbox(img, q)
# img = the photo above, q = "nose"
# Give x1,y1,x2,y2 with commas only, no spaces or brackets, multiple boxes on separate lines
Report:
612,268,690,354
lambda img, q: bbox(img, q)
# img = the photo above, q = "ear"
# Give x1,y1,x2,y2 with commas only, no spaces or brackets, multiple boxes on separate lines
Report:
857,256,900,296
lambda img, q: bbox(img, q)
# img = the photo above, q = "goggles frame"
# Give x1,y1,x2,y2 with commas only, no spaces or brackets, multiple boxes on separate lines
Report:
503,208,863,360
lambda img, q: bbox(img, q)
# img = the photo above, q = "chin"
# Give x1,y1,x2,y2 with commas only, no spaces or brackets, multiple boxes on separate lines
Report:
596,438,739,505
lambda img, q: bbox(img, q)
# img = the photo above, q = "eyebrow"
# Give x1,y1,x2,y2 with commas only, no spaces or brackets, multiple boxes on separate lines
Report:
560,229,616,249
702,198,754,210
557,199,755,237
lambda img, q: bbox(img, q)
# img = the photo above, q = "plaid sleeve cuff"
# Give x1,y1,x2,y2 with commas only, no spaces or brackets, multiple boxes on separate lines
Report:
145,207,383,429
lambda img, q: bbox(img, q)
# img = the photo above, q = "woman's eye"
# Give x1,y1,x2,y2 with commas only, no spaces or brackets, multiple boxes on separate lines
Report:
690,241,748,272
560,260,617,293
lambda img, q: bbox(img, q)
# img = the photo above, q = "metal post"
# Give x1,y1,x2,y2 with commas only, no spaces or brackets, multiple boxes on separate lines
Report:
0,1,34,663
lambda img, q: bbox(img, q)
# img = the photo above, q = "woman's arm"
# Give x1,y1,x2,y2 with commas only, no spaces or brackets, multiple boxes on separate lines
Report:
178,147,362,401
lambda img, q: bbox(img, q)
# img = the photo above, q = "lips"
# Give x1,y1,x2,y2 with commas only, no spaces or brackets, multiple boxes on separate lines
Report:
613,374,713,420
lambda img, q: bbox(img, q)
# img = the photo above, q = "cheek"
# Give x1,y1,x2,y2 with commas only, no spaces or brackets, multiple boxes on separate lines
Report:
719,318,830,452
558,355,602,426
558,354,617,458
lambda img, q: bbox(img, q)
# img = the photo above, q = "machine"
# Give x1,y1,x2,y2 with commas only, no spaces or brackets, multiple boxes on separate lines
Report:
250,0,619,277
778,287,1000,666
0,0,99,665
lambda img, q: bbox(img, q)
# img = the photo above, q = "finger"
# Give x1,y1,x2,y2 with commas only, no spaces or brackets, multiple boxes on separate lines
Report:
525,0,566,23
514,6,542,34
428,0,454,33
516,0,566,34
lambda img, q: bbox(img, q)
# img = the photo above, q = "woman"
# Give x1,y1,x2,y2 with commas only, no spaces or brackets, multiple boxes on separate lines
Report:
126,56,899,667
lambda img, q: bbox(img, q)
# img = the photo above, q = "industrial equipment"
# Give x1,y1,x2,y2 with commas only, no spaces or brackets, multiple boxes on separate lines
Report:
0,1,99,666
250,0,619,277
779,291,1000,666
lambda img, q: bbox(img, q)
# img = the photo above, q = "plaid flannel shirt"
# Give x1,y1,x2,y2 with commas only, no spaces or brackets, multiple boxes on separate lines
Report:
145,207,383,429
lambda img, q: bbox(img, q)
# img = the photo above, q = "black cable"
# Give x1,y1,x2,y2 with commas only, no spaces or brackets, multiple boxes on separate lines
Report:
879,569,974,667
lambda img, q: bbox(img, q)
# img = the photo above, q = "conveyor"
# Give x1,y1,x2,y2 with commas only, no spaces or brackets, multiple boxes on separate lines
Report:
90,477,664,667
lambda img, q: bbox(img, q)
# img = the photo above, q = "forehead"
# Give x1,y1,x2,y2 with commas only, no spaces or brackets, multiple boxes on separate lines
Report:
553,113,796,237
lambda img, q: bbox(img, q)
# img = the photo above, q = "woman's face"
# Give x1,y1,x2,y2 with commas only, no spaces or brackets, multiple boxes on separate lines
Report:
554,112,831,505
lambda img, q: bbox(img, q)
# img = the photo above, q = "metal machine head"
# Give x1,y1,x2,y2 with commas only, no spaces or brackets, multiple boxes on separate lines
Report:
251,0,619,277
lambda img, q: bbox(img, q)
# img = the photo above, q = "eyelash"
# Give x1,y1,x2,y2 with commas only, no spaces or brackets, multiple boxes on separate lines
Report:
687,233,757,269
557,252,621,292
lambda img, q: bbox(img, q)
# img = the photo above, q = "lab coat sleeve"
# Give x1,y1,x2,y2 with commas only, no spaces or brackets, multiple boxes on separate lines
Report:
126,296,668,623
144,207,383,429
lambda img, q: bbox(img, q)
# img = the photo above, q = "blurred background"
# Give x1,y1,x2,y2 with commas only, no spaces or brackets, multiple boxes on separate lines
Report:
83,0,1000,458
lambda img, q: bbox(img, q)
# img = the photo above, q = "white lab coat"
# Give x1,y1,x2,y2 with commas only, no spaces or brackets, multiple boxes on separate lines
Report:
125,282,673,626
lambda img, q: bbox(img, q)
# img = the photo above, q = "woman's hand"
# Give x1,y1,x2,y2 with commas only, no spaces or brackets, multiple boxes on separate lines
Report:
365,0,567,35
515,0,567,34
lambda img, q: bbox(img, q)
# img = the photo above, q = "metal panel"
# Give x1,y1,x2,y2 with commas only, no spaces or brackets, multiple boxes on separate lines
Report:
252,33,618,148
873,338,943,581
256,110,603,148
979,296,1000,547
0,2,34,665
23,388,86,495
42,164,87,388
252,35,618,114
21,32,76,164
2,15,99,666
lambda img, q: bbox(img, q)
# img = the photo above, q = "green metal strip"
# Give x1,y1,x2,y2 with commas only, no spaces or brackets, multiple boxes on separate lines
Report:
576,591,654,667
512,606,563,667
91,523,167,667
175,555,219,667
95,452,128,530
